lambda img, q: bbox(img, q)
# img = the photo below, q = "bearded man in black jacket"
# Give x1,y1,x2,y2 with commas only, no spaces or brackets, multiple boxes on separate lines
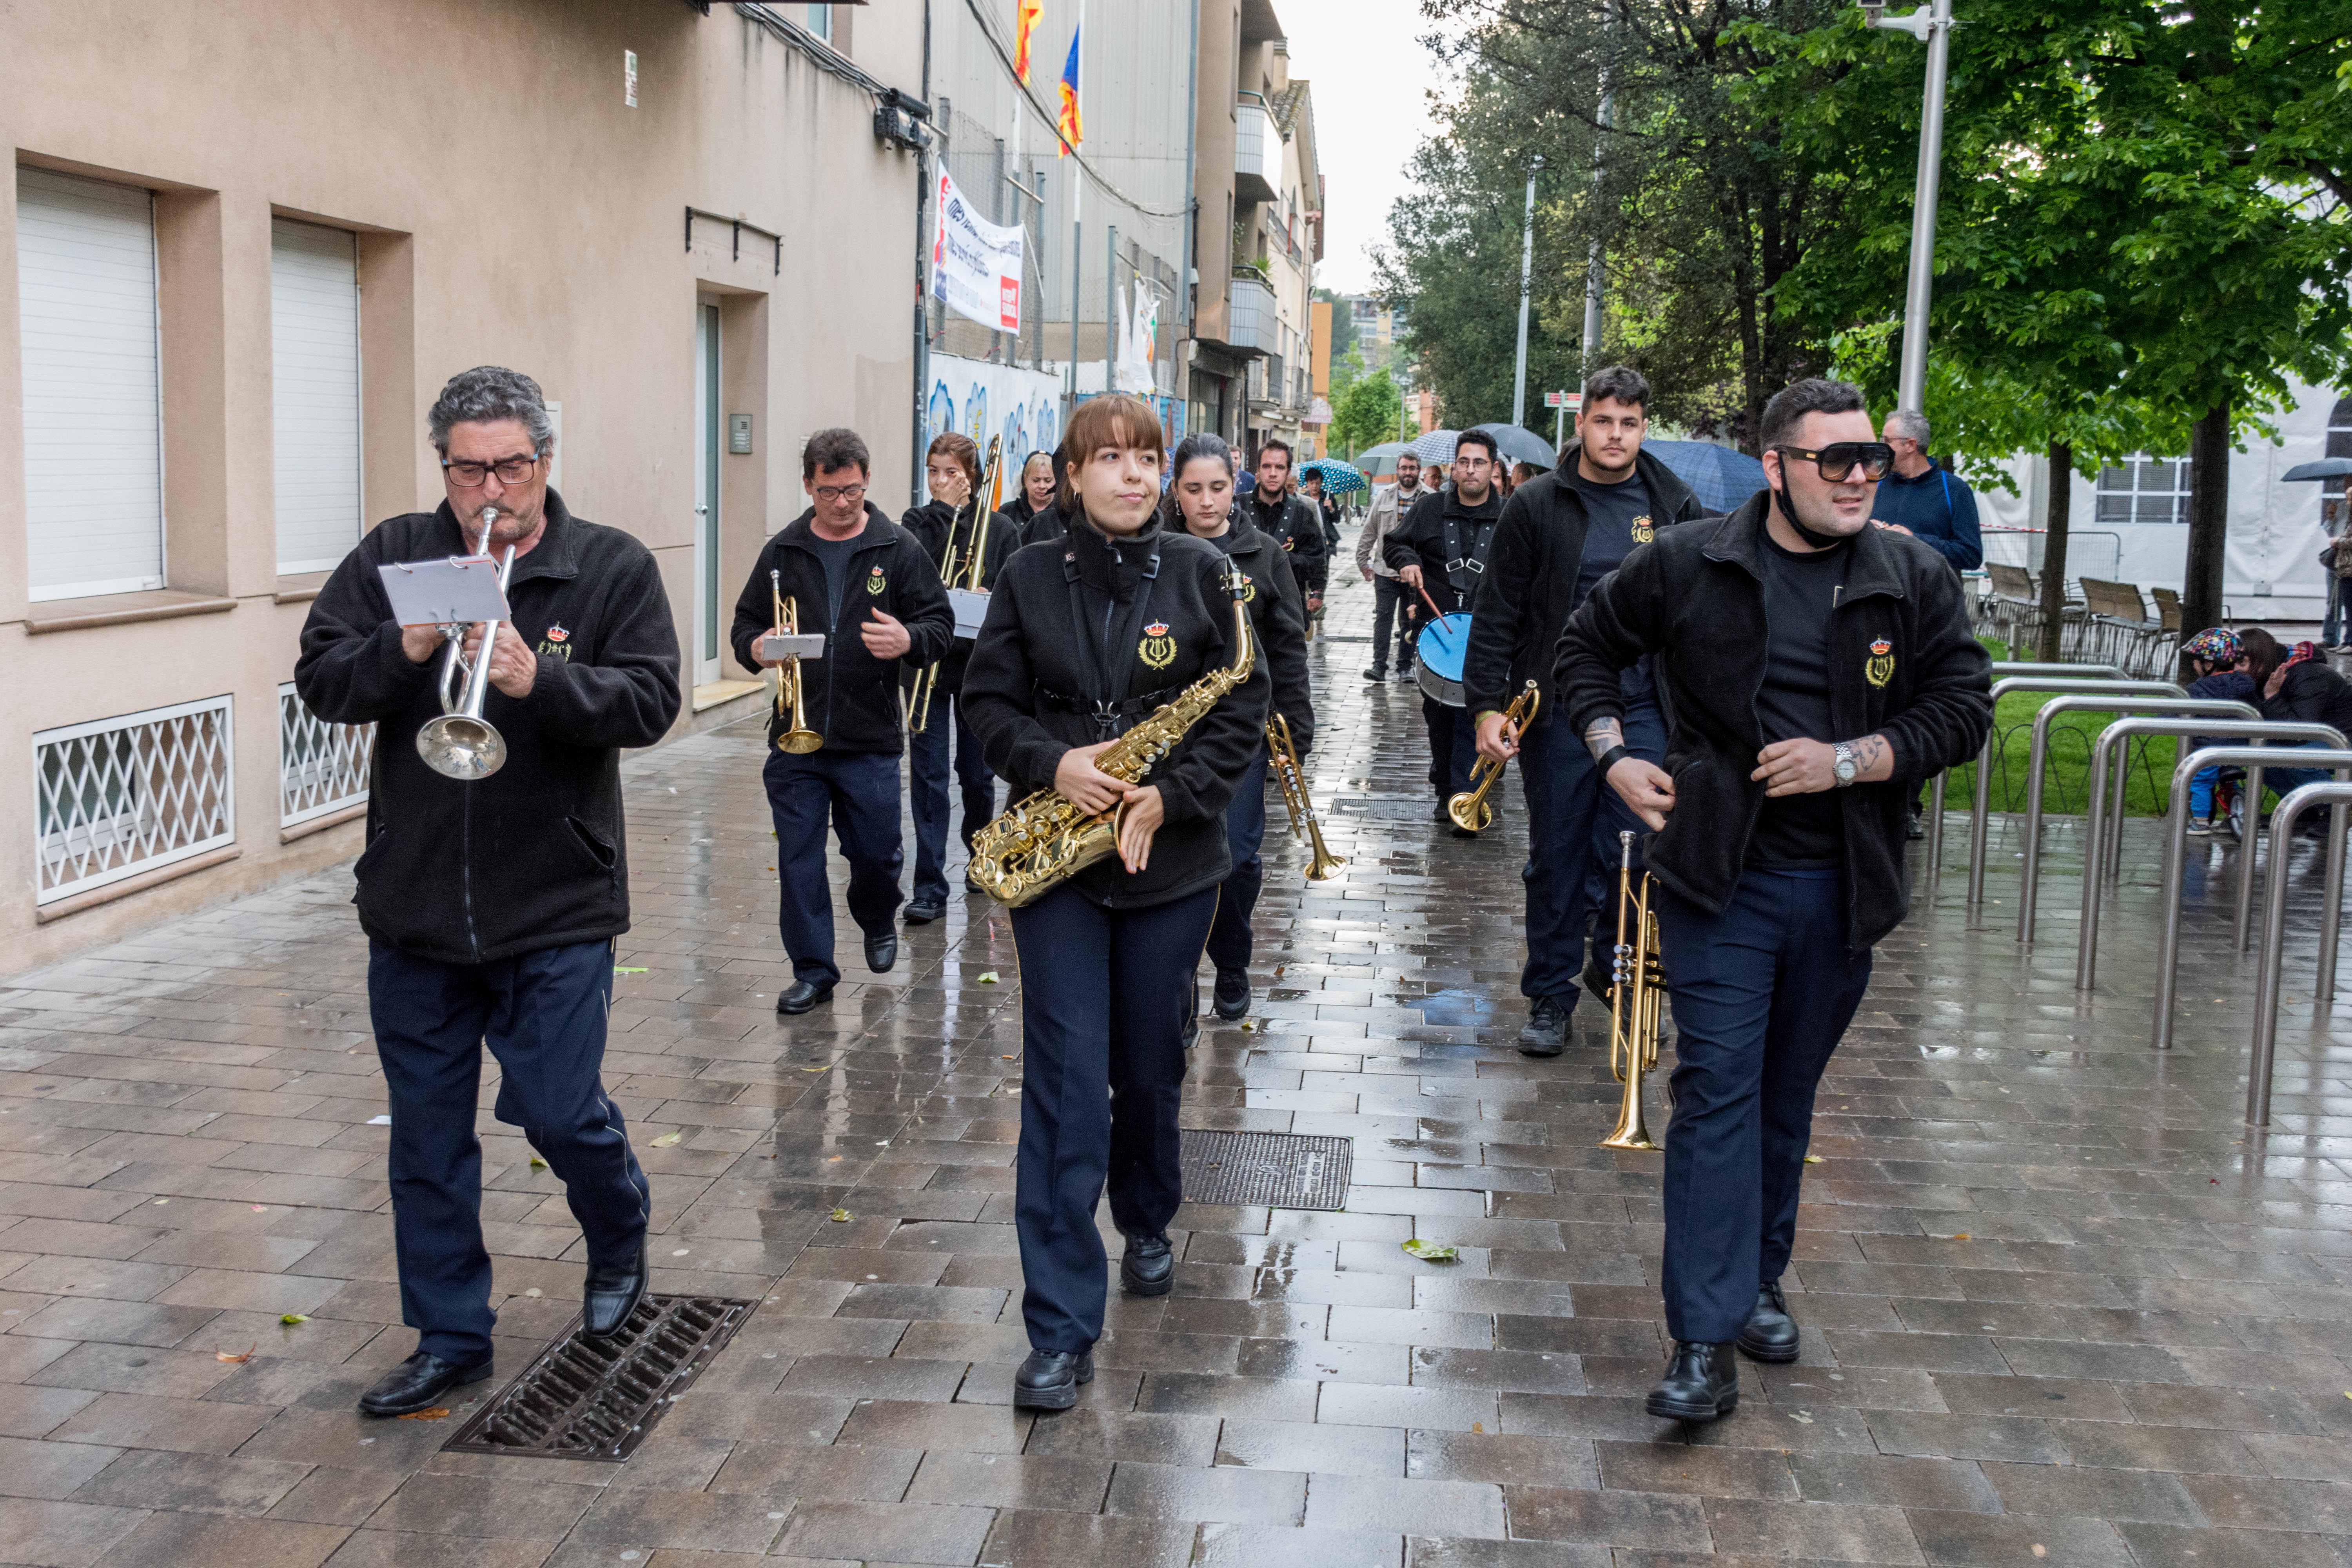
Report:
296,366,682,1418
1248,438,1327,617
1558,378,1991,1423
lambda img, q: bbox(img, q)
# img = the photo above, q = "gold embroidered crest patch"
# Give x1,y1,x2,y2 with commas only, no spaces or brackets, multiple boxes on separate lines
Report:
1866,637,1895,688
1630,515,1655,544
1139,621,1177,670
1238,573,1257,604
865,565,886,596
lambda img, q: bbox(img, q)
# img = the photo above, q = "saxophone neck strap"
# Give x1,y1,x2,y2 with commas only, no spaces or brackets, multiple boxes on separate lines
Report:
1033,680,1187,736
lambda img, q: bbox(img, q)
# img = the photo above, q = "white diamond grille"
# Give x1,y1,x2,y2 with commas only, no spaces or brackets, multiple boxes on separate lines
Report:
277,683,372,828
35,695,235,904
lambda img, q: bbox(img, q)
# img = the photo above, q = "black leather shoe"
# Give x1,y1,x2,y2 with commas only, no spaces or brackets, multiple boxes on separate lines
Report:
357,1350,493,1416
1212,968,1251,1021
1012,1347,1093,1410
1645,1340,1740,1422
1363,666,1386,682
1121,1232,1175,1296
1181,1013,1199,1048
904,898,945,924
1517,996,1570,1057
1737,1279,1801,1363
777,980,833,1015
1432,802,1452,823
583,1237,648,1339
864,933,898,973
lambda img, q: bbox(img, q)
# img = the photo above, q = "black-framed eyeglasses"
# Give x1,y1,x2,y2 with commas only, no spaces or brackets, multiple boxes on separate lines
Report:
1775,443,1893,483
442,454,542,487
813,483,868,504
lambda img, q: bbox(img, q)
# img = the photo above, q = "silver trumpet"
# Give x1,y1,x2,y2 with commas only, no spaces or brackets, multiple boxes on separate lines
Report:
418,505,519,781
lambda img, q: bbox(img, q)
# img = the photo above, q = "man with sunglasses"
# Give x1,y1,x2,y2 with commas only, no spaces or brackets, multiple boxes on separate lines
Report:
297,366,683,1417
1557,377,1991,1424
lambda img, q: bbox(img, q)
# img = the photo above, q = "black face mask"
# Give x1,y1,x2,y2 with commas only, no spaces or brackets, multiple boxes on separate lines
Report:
1770,482,1852,551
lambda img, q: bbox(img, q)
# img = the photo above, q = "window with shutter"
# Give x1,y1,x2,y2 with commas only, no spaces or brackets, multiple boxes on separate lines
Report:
16,168,165,600
270,218,362,574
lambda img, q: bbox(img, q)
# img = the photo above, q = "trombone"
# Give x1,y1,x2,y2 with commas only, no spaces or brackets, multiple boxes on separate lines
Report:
417,505,517,782
1265,712,1344,880
1599,830,1666,1152
769,569,822,755
912,436,1004,734
1447,681,1539,832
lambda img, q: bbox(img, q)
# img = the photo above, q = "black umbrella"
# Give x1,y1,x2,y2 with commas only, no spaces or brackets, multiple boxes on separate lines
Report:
2282,457,2352,481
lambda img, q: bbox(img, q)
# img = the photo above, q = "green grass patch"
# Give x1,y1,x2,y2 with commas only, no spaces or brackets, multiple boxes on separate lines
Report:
1936,636,2182,818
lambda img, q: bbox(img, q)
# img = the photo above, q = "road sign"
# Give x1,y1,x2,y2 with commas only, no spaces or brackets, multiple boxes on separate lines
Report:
1544,390,1581,410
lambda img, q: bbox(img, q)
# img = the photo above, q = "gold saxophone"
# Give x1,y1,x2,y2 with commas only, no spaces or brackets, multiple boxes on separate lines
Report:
969,567,1257,907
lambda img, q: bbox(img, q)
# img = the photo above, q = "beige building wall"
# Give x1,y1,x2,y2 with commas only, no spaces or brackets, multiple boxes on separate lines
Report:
0,0,927,973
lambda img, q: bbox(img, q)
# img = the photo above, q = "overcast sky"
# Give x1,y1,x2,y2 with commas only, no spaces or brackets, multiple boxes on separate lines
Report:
1278,0,1449,296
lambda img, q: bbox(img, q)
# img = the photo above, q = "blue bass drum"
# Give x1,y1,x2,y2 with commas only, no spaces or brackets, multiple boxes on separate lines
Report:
1414,612,1471,707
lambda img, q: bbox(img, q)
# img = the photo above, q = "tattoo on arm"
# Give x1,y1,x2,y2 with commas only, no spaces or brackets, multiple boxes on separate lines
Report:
1849,734,1892,778
1584,718,1624,766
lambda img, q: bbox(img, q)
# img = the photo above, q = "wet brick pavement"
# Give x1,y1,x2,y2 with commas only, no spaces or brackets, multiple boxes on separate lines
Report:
2,576,2350,1567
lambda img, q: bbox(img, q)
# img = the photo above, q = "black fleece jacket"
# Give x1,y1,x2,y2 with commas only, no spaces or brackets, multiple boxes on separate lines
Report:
1556,493,1992,951
1250,488,1328,592
962,515,1272,908
1192,519,1314,756
728,504,954,755
2260,660,2352,737
1463,444,1706,720
293,493,681,965
898,499,1021,693
1383,486,1505,614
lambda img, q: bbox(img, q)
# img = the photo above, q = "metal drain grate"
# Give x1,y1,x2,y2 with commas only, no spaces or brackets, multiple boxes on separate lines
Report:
1181,1130,1353,1210
441,1294,757,1463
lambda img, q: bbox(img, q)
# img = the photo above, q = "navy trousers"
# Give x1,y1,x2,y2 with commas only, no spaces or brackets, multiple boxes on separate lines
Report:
1517,696,1667,1006
764,746,905,987
1652,870,1873,1344
367,937,649,1367
907,689,995,905
1204,747,1270,973
1009,882,1219,1351
1422,697,1478,802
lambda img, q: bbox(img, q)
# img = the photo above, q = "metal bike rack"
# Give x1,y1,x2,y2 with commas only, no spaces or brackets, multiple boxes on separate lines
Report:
2149,736,2352,1048
2015,697,2258,944
2247,780,2352,1125
1921,663,2131,890
1964,677,2185,919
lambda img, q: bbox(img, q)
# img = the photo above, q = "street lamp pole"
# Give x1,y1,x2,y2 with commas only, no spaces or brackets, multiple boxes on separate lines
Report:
1511,157,1541,430
1868,0,1956,416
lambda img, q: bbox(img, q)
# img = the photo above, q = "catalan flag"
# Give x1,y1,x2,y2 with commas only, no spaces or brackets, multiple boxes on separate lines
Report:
1056,26,1083,156
1013,0,1044,83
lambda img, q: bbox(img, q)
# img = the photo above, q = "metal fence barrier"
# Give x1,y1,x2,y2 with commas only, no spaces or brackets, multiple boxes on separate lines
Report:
2150,739,2352,1049
1964,677,2186,919
2247,780,2352,1125
1922,663,2132,890
2014,697,2259,945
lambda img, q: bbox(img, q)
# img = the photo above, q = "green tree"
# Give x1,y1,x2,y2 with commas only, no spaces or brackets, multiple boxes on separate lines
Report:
1329,367,1406,457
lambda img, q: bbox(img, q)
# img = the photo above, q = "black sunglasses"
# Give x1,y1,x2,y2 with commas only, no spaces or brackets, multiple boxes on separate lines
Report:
1775,442,1895,483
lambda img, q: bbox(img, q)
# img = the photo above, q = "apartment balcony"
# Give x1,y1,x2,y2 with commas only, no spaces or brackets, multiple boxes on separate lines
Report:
1227,272,1278,356
1235,97,1279,205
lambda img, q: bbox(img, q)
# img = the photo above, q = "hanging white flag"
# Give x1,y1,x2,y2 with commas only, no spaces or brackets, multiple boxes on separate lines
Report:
1116,276,1160,392
930,171,1024,332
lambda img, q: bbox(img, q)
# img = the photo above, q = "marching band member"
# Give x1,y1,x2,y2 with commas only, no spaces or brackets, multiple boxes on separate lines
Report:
1247,439,1327,619
294,366,681,1416
730,429,953,1015
961,395,1272,1411
1462,367,1705,1056
1384,428,1504,828
1558,378,1990,1422
900,433,1020,918
1006,450,1059,534
1018,451,1070,548
1164,432,1315,1029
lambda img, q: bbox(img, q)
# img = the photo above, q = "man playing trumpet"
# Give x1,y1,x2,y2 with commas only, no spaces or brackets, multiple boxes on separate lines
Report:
295,366,682,1417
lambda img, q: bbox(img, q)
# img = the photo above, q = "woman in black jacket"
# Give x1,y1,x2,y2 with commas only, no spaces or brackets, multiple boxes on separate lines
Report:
2243,629,2352,830
961,395,1272,1411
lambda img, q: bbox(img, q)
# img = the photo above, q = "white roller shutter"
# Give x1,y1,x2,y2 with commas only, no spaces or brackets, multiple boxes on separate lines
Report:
16,168,165,601
270,219,361,574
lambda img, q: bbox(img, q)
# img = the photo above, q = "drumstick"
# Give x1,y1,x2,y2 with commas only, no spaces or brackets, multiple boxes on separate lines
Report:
1410,578,1456,647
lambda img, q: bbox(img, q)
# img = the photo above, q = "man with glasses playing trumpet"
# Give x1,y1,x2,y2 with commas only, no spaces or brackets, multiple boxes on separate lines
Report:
1557,377,1989,1424
296,366,683,1418
731,428,954,1016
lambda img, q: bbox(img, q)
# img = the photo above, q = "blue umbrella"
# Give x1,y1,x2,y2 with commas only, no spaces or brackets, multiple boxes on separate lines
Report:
1300,458,1367,496
1642,440,1769,515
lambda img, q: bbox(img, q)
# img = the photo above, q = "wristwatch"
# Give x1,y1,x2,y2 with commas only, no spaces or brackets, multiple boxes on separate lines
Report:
1832,742,1859,787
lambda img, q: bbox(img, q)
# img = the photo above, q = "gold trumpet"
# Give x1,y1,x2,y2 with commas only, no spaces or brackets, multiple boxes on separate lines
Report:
1600,829,1666,1152
1447,681,1540,832
1265,711,1344,880
769,570,822,755
912,437,1003,735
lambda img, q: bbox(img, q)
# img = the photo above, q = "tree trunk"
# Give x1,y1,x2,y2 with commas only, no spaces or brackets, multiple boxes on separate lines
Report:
2036,438,2071,662
2182,400,2231,637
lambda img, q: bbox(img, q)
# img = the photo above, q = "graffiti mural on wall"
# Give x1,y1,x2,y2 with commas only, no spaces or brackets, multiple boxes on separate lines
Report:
924,355,1064,482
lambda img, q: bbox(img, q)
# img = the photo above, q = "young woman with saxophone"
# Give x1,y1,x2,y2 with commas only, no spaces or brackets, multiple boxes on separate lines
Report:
962,394,1272,1411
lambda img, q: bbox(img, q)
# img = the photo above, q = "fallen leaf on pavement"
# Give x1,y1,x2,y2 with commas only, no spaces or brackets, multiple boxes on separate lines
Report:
650,1131,682,1147
830,1208,853,1222
529,1156,547,1169
613,966,648,975
396,1407,451,1421
280,1314,309,1326
216,1346,256,1363
1803,1155,1823,1164
978,971,1000,984
1402,1239,1459,1262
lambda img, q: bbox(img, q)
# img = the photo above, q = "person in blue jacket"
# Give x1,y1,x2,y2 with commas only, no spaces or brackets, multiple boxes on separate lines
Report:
1871,411,1982,573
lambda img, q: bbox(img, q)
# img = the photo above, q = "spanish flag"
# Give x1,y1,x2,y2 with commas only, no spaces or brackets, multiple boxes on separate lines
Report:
1014,0,1044,82
1056,26,1083,156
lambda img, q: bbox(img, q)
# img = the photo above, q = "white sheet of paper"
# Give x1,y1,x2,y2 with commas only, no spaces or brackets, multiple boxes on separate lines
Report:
948,588,991,639
759,632,826,661
378,555,511,627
